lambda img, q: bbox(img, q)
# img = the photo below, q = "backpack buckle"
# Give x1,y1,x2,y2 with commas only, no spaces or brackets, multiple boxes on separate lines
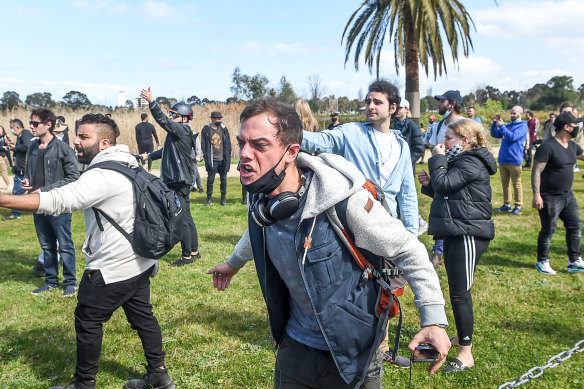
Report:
359,267,372,288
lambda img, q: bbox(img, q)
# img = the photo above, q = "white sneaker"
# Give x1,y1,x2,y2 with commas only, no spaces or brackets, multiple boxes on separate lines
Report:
574,167,580,172
6,184,13,191
418,217,428,236
536,260,556,275
568,257,584,273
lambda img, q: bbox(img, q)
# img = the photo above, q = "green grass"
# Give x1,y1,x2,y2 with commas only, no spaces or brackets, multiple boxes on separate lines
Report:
0,166,583,388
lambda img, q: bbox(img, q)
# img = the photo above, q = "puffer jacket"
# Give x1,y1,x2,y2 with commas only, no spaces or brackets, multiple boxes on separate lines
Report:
148,102,194,185
395,117,425,168
421,147,497,239
25,136,79,192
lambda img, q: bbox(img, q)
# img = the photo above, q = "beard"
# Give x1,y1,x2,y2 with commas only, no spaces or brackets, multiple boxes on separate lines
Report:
76,141,100,164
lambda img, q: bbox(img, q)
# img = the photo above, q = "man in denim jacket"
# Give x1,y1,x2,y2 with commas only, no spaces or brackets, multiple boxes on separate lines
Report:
208,99,450,388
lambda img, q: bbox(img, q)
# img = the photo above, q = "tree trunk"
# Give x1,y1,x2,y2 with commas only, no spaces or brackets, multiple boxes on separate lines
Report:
404,18,420,125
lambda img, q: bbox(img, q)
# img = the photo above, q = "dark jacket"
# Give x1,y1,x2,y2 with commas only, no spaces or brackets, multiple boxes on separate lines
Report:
247,199,387,387
25,136,79,192
396,117,425,168
421,147,497,239
201,124,232,172
13,129,33,175
147,102,194,185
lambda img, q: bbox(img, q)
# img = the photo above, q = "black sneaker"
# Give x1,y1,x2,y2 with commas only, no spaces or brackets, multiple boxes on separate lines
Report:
2,214,21,221
32,283,57,295
221,197,227,206
31,261,45,277
49,377,96,389
192,252,201,260
125,366,175,389
204,197,212,206
171,257,194,267
63,285,77,297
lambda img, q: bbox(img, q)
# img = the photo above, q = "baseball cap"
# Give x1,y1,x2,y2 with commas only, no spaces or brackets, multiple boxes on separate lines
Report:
331,112,339,117
434,90,462,105
400,99,410,109
211,111,223,119
554,111,584,130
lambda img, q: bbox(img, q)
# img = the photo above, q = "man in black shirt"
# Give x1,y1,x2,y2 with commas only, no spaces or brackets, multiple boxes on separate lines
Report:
3,119,33,221
327,112,341,130
135,113,159,171
201,111,231,206
532,111,584,275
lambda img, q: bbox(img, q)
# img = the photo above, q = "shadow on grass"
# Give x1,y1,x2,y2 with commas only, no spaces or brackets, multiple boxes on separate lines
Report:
0,251,42,285
480,239,536,269
0,325,142,385
202,232,243,246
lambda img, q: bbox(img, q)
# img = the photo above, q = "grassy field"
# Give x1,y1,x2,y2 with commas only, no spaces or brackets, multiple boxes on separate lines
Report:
0,163,583,388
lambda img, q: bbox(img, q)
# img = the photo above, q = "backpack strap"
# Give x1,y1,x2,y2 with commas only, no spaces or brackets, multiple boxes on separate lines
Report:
86,161,138,249
325,196,403,363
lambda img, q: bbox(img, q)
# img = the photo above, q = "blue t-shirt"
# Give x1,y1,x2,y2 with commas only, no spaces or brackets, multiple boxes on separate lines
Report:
264,171,328,351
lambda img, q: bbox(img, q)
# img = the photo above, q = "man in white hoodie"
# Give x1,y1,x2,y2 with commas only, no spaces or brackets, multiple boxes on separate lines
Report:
0,114,175,389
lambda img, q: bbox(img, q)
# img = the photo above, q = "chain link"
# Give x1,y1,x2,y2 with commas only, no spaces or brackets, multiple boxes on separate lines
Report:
498,340,584,389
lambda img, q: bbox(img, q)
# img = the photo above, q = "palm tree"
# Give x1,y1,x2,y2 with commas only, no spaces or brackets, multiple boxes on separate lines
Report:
343,0,475,122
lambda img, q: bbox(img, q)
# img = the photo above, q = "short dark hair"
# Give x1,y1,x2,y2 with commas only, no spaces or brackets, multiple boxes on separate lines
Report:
10,118,24,129
57,115,66,123
78,113,120,145
31,108,57,132
141,113,148,121
367,80,400,107
240,98,303,146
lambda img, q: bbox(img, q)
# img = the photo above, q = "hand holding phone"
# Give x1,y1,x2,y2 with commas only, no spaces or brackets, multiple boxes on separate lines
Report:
412,344,441,363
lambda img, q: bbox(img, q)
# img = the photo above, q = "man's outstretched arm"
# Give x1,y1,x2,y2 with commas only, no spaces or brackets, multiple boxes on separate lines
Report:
0,193,40,212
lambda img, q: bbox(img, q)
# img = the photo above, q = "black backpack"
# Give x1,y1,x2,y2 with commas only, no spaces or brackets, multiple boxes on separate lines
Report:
87,161,182,259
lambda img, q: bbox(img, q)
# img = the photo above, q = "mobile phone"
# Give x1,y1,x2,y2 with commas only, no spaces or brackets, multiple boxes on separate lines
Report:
494,114,501,121
412,344,441,363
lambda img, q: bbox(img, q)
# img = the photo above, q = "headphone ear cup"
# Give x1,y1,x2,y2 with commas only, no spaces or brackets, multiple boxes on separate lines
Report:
251,196,276,227
267,194,300,220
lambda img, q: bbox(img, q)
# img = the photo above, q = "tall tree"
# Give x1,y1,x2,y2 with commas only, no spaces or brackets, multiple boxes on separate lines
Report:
1,91,22,110
25,92,54,108
62,91,91,110
277,76,297,104
343,0,474,123
307,74,324,102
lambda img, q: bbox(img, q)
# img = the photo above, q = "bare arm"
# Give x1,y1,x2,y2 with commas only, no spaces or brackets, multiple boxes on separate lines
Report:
531,161,546,210
0,193,40,212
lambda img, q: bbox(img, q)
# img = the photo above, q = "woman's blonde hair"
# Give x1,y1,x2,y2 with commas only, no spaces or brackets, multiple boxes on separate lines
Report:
294,98,318,132
448,118,490,149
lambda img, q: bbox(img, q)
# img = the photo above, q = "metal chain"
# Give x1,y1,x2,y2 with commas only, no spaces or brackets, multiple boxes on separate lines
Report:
498,340,584,389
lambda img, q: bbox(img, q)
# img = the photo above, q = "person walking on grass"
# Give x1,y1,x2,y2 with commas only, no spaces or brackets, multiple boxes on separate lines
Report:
207,98,450,388
201,111,231,206
491,106,528,216
418,119,496,373
532,111,584,275
3,118,33,221
0,114,175,389
135,113,160,172
140,88,200,267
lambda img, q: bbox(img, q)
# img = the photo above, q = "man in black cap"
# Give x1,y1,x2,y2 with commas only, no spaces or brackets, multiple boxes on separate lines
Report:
425,90,463,267
532,111,584,276
327,112,341,130
201,111,231,206
135,113,160,172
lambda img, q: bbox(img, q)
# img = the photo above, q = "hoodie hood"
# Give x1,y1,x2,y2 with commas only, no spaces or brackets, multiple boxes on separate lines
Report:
460,147,497,175
296,152,366,221
88,144,139,168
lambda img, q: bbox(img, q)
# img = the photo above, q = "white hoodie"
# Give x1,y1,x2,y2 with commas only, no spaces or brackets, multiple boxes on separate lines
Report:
38,145,156,284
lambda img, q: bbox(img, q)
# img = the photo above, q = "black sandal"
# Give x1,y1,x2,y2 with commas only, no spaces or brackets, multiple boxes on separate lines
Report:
442,358,473,373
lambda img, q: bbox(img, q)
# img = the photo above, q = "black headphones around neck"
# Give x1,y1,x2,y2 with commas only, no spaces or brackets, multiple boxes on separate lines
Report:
250,174,307,228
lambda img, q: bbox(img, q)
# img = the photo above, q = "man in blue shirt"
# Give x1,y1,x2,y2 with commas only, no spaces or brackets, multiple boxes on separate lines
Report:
491,106,528,215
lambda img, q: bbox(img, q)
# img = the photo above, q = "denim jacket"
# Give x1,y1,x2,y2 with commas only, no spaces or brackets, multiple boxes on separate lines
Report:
301,123,418,234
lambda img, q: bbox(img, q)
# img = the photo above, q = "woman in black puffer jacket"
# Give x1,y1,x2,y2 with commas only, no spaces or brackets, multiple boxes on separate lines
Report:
418,119,497,373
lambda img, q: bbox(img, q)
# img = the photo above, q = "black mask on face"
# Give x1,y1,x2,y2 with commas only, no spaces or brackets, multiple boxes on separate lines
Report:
215,120,222,126
243,145,291,195
571,125,579,139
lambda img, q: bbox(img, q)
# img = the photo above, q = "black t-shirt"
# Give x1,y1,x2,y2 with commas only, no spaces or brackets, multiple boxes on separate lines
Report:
135,122,158,148
534,138,583,195
32,148,47,191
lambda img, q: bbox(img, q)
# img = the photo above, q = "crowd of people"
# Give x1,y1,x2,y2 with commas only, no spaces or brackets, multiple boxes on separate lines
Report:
0,79,583,389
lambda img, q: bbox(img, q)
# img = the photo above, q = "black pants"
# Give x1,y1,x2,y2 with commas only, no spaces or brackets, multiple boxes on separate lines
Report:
168,183,198,257
537,192,582,262
274,334,382,389
524,144,536,167
138,144,154,171
206,160,227,197
443,236,490,347
75,268,164,382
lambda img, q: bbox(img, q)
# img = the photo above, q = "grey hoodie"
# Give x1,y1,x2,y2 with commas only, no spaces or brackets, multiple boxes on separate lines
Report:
229,152,447,328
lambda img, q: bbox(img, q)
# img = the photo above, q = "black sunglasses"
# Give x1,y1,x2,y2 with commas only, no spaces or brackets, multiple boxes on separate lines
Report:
29,120,45,128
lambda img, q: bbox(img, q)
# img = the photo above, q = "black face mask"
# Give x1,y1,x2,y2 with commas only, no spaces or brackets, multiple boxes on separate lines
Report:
215,120,222,126
571,126,580,139
243,145,291,195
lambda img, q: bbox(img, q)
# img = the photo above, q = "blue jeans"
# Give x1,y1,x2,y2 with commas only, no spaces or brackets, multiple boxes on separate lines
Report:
11,172,26,217
537,192,582,262
34,213,77,287
433,239,444,255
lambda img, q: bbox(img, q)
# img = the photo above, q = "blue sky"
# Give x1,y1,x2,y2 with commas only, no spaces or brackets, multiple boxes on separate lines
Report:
2,0,583,106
